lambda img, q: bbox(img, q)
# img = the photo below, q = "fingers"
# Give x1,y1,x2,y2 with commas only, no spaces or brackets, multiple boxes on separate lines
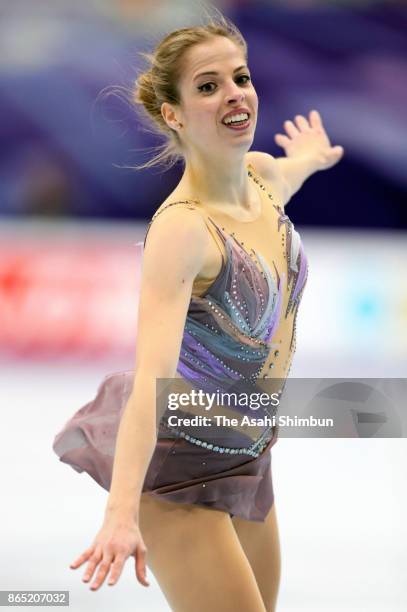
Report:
309,109,323,130
71,545,131,591
274,133,290,148
135,544,150,587
88,550,114,591
282,114,313,140
70,522,146,590
69,546,94,569
284,120,299,138
80,546,103,585
294,114,310,131
279,110,326,142
283,110,324,137
106,554,126,586
330,145,345,161
321,145,344,169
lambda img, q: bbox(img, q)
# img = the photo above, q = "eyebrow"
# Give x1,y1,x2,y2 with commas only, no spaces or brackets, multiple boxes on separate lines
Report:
193,65,248,82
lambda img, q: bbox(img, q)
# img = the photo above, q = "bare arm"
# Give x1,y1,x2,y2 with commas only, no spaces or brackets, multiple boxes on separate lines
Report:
105,207,209,523
247,110,344,207
70,206,209,590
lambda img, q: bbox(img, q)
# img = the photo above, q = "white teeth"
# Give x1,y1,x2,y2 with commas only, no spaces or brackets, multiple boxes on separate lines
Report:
223,113,249,125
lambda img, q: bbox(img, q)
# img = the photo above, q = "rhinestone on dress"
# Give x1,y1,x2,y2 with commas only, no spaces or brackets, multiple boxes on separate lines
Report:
154,173,308,468
163,423,265,458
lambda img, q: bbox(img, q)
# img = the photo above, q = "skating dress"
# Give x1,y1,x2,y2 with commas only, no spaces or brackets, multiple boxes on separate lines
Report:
52,163,308,522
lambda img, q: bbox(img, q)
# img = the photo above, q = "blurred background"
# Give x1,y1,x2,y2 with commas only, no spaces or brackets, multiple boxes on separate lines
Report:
1,1,406,611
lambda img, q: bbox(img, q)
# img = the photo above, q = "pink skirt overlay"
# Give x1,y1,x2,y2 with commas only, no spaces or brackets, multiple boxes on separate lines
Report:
52,371,278,522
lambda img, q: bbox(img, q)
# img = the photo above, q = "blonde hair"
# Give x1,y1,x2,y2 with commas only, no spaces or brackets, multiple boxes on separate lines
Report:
132,14,248,170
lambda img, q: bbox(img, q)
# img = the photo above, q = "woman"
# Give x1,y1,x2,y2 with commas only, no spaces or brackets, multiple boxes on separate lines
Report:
53,15,343,612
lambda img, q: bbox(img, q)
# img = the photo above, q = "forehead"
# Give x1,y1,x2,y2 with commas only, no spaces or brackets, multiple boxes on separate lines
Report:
181,36,247,80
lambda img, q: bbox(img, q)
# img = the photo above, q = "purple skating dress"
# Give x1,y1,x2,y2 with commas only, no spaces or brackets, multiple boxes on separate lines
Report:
52,164,308,522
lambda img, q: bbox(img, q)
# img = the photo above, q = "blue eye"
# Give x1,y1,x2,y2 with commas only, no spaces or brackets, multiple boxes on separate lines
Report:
198,74,251,93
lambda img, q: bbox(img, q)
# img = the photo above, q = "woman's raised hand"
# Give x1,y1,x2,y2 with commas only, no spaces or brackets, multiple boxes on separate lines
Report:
275,110,344,170
69,516,150,590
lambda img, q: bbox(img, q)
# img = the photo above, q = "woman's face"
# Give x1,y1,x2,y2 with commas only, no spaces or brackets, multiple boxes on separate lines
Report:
173,36,258,158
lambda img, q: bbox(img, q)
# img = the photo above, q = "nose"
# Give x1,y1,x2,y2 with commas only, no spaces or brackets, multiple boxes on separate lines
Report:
224,80,245,105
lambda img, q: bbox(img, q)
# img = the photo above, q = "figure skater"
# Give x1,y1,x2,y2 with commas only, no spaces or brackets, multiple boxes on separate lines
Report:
54,14,343,612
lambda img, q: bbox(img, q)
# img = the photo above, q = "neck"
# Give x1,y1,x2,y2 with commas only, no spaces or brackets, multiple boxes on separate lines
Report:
180,149,254,210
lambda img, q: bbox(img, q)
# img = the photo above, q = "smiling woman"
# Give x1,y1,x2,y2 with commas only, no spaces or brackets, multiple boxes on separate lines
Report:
53,8,343,611
133,16,252,171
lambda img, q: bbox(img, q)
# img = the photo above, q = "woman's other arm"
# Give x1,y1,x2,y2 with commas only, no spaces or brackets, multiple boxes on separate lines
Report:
105,206,209,523
247,110,344,207
70,207,210,590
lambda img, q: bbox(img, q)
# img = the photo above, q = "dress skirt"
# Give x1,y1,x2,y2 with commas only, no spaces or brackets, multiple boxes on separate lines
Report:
52,371,279,523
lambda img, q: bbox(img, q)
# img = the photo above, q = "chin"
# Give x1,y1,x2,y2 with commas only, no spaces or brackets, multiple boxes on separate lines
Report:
227,134,255,151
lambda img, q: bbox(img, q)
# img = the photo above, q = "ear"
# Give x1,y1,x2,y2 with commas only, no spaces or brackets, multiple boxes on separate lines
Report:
161,102,183,131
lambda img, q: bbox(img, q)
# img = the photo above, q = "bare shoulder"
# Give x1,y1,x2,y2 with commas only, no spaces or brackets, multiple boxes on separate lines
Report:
134,202,210,379
148,197,207,244
245,151,290,208
144,200,209,282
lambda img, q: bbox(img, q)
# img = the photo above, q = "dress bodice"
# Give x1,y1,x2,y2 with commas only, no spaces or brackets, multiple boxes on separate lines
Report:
143,164,309,457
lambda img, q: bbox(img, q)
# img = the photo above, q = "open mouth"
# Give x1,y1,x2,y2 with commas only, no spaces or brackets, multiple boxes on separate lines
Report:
222,112,251,130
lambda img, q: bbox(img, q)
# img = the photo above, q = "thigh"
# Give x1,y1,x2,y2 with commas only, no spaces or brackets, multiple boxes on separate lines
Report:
231,503,281,612
139,493,267,612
